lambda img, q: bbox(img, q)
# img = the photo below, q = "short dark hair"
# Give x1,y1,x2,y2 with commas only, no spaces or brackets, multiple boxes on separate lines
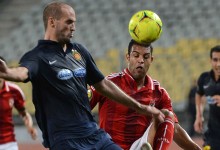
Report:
128,39,153,55
210,45,220,58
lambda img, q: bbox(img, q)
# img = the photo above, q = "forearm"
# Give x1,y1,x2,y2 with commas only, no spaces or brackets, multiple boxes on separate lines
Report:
93,79,160,116
195,94,204,119
1,67,28,82
94,79,142,111
174,124,201,150
21,111,33,129
20,110,37,140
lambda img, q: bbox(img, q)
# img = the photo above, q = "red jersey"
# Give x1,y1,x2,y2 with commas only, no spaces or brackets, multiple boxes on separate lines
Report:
90,69,178,150
0,81,25,144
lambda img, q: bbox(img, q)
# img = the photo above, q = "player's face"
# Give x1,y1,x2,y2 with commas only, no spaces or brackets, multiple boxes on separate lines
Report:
54,6,76,44
211,51,220,78
127,44,153,80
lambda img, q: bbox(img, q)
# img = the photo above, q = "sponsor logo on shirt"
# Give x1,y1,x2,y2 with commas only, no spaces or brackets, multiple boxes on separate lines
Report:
57,69,73,80
72,49,81,61
73,68,86,77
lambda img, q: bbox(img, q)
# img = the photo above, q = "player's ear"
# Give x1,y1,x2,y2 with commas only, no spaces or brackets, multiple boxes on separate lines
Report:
126,53,130,61
151,56,154,62
48,17,55,28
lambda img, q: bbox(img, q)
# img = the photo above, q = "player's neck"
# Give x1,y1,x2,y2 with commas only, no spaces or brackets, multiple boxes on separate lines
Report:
136,78,145,90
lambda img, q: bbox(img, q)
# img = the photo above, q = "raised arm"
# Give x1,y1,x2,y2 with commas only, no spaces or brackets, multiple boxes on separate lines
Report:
93,78,164,120
0,59,28,82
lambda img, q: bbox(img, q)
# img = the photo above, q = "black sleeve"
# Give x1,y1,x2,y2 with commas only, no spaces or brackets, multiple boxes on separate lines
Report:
196,72,206,96
19,50,39,82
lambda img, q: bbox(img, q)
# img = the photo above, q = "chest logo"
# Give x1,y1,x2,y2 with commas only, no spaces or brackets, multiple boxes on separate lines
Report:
73,68,86,77
57,69,73,80
87,89,93,100
203,85,209,89
149,99,155,107
49,60,57,65
9,98,14,108
72,49,81,61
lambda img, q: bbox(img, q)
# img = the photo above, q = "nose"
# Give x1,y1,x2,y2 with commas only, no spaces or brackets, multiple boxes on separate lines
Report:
71,23,76,31
138,56,144,63
217,60,220,67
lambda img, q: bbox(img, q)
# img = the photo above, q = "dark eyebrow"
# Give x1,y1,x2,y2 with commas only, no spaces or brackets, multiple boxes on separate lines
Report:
132,50,150,55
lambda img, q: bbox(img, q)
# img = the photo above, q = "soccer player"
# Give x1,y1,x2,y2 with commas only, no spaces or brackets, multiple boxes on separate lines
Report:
0,56,37,150
194,45,220,150
90,40,201,150
0,2,164,150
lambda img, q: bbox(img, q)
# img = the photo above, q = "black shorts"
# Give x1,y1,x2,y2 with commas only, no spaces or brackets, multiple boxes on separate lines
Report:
50,129,122,150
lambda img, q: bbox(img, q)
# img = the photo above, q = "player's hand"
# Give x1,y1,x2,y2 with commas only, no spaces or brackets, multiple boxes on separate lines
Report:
212,95,220,106
153,110,165,123
138,105,164,122
150,106,165,123
28,127,37,140
194,116,204,133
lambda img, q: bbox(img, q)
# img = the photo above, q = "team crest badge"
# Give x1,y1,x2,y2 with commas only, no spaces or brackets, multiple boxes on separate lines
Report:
87,89,93,100
9,98,14,108
149,99,155,107
72,49,81,61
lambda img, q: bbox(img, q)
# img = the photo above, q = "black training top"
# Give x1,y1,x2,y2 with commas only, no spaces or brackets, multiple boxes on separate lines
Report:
19,40,105,148
197,70,220,141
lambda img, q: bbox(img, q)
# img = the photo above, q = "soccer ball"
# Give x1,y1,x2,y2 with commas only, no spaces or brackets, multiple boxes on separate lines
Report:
128,10,162,44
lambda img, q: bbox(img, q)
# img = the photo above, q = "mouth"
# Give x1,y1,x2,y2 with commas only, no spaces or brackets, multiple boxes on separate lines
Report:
69,32,74,38
136,66,143,70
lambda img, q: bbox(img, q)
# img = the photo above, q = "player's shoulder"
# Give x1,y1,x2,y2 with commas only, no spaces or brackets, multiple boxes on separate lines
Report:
6,82,24,94
152,78,167,92
71,42,92,58
198,71,211,81
151,78,161,88
72,42,88,52
200,71,210,77
152,79,160,86
6,81,20,89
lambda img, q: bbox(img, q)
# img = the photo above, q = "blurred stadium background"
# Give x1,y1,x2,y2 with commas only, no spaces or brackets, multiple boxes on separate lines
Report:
1,0,219,149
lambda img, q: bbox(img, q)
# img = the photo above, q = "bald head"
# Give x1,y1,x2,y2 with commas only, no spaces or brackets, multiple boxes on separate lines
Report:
43,2,73,30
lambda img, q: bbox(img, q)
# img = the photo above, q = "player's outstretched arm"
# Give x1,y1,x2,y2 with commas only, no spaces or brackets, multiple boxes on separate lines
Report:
0,59,28,82
93,78,164,121
173,123,201,150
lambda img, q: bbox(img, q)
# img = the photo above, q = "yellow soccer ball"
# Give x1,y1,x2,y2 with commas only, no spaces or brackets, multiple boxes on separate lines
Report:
128,10,163,44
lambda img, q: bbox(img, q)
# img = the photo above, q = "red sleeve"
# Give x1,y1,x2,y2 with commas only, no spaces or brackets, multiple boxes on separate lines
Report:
158,88,179,123
89,86,105,110
11,85,25,111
